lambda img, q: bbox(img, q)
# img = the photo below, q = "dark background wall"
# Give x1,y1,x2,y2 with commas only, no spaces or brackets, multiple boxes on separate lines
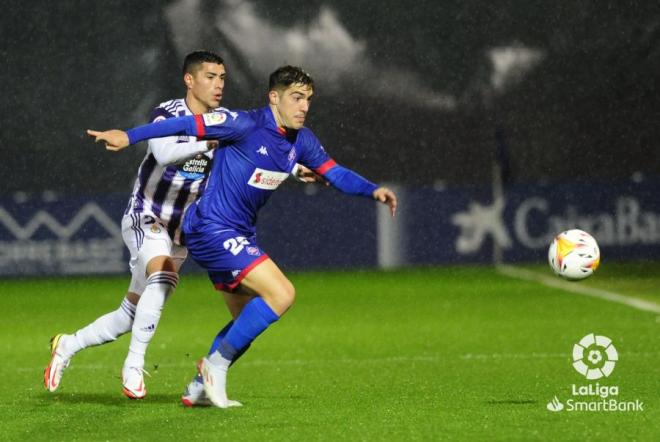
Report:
2,0,659,196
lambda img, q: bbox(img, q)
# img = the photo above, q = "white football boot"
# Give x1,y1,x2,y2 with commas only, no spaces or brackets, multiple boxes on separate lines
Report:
122,366,149,399
181,374,212,407
44,334,71,392
199,358,242,408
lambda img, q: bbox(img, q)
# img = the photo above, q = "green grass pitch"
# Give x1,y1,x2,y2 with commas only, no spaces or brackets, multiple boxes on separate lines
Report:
0,263,658,441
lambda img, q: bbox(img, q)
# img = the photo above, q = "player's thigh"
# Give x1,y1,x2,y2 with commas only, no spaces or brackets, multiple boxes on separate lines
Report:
185,228,293,313
145,244,187,275
122,214,182,292
238,258,295,315
186,228,264,292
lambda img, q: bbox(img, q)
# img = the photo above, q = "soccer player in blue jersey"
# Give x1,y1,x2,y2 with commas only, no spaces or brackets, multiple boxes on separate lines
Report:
88,65,397,408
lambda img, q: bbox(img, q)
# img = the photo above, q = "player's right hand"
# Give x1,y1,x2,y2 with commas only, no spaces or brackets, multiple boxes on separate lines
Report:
86,129,130,151
373,187,397,217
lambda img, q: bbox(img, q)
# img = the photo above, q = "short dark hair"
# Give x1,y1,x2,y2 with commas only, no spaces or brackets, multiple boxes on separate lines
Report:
269,65,314,92
182,51,224,75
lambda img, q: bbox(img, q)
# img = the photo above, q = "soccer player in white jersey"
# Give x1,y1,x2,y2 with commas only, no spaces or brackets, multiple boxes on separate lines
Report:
43,51,227,399
43,51,270,400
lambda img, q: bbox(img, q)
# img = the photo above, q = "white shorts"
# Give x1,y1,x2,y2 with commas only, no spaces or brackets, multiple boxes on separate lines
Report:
121,213,187,294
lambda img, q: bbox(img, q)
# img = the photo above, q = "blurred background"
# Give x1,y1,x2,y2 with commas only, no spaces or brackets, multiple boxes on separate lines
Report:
1,0,659,276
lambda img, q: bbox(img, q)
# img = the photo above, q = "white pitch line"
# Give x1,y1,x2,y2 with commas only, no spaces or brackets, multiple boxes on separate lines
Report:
459,351,659,360
497,264,660,314
17,355,443,373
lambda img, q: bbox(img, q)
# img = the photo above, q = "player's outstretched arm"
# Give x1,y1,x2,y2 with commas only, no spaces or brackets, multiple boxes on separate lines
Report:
373,187,397,217
87,129,130,151
151,138,219,166
88,115,199,153
316,162,396,216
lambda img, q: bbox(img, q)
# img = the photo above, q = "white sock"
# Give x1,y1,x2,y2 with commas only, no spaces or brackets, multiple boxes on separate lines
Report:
208,351,232,369
124,271,178,369
59,297,136,359
203,354,230,406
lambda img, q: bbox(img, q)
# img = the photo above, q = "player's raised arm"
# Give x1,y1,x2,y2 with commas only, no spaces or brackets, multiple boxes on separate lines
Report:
88,111,254,153
88,115,198,152
147,108,219,166
87,119,194,152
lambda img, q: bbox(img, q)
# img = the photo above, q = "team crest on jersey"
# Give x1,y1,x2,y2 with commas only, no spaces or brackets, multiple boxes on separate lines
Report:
179,154,212,180
203,112,226,126
246,246,260,256
150,224,161,233
287,147,296,163
248,168,289,190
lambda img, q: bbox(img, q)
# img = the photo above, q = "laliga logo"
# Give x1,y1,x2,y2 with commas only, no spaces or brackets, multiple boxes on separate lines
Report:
572,333,618,379
546,334,644,413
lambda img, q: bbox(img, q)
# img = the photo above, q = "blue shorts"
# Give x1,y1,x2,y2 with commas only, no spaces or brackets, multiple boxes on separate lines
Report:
184,226,268,292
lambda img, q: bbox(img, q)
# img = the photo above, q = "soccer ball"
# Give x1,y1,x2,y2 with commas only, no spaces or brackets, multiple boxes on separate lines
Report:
548,229,600,280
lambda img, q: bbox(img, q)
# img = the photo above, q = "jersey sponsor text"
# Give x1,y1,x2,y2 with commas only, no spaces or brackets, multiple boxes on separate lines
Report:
247,168,289,190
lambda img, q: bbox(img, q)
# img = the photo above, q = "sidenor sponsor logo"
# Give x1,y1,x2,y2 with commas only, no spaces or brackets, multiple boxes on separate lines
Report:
247,168,289,190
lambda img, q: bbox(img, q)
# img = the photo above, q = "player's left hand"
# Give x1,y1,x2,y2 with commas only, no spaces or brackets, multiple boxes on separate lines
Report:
297,165,329,185
86,129,130,151
373,187,397,217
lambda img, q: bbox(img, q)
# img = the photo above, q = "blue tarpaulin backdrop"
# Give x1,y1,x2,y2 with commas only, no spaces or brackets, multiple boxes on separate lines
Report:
2,180,658,276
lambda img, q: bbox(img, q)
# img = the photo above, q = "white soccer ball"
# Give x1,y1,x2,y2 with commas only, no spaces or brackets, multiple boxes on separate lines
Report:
548,229,601,280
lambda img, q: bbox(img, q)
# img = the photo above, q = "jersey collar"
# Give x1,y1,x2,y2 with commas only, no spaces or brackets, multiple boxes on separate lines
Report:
264,106,296,139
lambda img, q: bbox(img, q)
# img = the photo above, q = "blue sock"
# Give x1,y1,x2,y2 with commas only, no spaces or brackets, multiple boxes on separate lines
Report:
207,320,250,367
196,321,234,382
216,297,279,361
208,321,233,355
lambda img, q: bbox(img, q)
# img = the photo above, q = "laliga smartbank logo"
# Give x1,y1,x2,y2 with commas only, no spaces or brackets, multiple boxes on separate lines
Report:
572,333,617,379
546,334,644,413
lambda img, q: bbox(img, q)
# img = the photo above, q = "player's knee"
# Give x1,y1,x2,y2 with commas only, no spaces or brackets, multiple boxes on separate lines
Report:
126,292,140,305
266,280,295,315
282,280,296,308
146,255,176,275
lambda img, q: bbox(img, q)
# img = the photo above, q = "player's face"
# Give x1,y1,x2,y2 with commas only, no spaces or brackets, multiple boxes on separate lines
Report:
270,83,313,130
186,62,226,112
